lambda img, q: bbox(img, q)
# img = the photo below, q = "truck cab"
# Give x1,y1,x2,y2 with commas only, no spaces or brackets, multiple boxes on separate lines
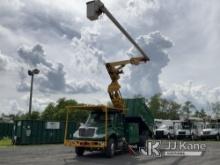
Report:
154,120,178,139
175,118,204,140
201,123,220,140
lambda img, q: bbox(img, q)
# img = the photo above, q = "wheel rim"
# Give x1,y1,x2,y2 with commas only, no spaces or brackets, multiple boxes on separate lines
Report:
111,142,115,155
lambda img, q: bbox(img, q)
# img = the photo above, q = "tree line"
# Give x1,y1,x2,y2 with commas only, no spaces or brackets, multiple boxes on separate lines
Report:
147,93,220,120
1,94,220,124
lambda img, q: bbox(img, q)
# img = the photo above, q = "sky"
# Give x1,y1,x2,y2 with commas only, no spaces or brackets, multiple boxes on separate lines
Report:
0,0,220,115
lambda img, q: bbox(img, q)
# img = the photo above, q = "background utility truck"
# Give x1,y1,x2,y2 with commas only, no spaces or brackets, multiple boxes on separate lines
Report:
154,120,180,139
174,117,204,140
64,0,154,157
201,119,220,140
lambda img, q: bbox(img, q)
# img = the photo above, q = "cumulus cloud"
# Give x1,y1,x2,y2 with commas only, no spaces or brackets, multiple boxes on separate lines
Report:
162,81,220,110
18,44,52,68
17,44,103,94
67,80,102,94
0,51,9,71
0,50,19,71
122,31,173,97
126,0,159,17
37,63,66,92
16,67,30,92
71,27,105,75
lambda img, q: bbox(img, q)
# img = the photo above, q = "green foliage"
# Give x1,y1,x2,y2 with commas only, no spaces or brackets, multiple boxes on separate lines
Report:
193,108,207,119
147,94,180,120
148,94,161,118
6,95,215,122
211,102,220,118
40,98,89,125
13,98,89,126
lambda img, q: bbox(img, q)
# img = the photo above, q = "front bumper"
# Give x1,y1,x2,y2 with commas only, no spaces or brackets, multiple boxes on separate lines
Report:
200,134,217,139
176,135,191,139
64,139,106,148
155,131,167,139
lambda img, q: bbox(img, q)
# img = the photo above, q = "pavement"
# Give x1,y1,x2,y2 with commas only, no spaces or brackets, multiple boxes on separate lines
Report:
0,140,220,165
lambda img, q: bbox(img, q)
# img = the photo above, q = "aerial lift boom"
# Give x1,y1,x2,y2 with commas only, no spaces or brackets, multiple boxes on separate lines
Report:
87,0,150,109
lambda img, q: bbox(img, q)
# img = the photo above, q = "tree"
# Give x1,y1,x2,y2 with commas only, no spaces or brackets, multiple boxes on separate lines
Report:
211,102,220,118
193,110,200,117
168,101,181,120
181,101,196,119
148,94,161,118
41,103,56,120
41,98,89,125
199,108,207,118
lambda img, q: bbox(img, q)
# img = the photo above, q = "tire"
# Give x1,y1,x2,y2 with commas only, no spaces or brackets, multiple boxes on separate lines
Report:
191,134,195,141
75,147,85,156
167,133,171,140
105,138,116,158
216,134,220,141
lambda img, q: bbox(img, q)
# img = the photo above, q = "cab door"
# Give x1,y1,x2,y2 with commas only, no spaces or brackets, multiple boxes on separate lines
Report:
115,113,125,138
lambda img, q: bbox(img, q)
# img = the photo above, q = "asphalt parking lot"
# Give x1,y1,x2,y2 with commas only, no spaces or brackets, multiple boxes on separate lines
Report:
0,141,220,165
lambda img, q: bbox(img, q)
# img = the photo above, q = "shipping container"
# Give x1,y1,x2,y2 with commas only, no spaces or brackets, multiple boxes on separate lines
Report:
13,120,76,145
0,122,13,139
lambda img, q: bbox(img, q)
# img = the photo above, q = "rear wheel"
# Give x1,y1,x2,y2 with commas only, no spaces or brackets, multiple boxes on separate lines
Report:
75,147,85,156
105,138,116,158
216,134,220,141
138,131,148,148
167,133,171,140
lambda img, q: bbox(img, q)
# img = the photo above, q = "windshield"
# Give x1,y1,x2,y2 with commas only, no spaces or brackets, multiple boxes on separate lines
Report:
178,122,191,129
158,124,168,129
85,112,115,126
206,124,218,129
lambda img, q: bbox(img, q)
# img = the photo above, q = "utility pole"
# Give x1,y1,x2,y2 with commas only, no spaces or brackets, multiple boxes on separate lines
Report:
28,68,40,117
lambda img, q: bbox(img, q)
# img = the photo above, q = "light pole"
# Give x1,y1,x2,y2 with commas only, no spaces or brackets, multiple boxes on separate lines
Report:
28,68,40,116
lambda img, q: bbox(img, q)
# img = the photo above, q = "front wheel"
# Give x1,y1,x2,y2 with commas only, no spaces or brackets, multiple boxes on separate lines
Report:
75,147,85,156
191,134,195,141
105,138,116,158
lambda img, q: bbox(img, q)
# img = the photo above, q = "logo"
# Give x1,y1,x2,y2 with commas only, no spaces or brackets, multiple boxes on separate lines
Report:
129,140,207,157
139,140,161,157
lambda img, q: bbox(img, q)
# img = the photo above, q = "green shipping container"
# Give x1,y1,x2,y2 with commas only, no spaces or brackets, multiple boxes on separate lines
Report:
0,122,13,139
13,120,76,145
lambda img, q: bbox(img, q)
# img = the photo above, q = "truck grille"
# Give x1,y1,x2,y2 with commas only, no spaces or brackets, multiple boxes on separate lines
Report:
156,130,164,137
179,131,186,135
79,128,95,137
203,131,210,135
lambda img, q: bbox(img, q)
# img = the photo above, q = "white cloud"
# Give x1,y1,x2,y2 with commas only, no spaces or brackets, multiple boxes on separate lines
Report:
162,81,220,112
16,44,103,94
0,51,9,71
122,31,173,97
71,27,105,75
0,0,220,114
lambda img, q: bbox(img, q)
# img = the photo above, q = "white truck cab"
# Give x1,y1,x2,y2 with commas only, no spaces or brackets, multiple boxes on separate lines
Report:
174,117,204,140
154,120,179,139
201,123,220,140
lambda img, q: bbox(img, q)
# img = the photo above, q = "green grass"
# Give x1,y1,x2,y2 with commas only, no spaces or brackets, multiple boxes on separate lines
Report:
0,137,12,147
